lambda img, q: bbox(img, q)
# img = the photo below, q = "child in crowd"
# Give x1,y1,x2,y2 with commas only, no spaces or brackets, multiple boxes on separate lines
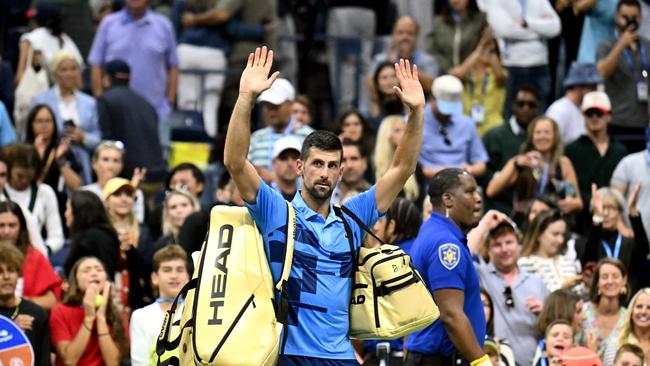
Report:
130,245,190,366
612,344,644,366
534,320,575,366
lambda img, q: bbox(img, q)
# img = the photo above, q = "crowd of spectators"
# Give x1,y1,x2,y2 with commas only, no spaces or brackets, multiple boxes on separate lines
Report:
0,0,650,365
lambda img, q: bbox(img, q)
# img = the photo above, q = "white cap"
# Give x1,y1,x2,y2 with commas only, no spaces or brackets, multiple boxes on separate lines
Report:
258,78,296,105
272,136,302,160
432,75,464,116
581,91,611,112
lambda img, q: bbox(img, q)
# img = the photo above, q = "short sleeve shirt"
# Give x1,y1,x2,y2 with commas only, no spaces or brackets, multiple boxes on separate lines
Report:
404,212,485,356
50,305,104,366
245,181,383,359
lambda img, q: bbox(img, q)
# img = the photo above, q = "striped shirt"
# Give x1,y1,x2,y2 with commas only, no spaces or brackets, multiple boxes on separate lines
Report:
248,124,314,169
517,255,582,293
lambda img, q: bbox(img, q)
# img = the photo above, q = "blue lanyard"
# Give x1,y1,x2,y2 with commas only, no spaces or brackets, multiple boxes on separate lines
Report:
538,162,550,195
469,72,490,102
601,234,622,259
646,128,650,165
519,0,527,17
618,35,649,80
539,340,548,366
156,297,183,304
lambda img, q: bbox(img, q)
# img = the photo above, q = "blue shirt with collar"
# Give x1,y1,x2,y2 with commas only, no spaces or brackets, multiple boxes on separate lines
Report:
405,212,485,356
419,103,489,169
246,180,383,360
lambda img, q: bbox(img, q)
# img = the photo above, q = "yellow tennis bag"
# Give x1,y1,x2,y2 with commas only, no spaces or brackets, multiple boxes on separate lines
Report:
334,204,439,339
156,203,296,366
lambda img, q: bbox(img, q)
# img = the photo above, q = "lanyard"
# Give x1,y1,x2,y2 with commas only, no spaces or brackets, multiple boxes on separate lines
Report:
469,72,490,102
646,128,650,165
618,35,649,80
156,297,182,304
538,162,550,195
539,340,548,366
519,0,527,17
601,234,622,259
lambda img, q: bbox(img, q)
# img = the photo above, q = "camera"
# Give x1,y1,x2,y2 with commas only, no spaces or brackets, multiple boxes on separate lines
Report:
624,15,639,31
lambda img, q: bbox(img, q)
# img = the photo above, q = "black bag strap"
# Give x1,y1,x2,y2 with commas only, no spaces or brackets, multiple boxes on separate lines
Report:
156,277,197,357
333,205,356,261
335,204,387,245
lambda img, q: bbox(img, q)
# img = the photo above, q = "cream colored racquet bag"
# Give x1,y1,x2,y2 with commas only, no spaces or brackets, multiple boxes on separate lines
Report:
334,204,439,340
156,203,296,365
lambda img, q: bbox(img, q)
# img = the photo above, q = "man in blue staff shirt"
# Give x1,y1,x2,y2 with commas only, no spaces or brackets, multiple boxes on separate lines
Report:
406,168,492,366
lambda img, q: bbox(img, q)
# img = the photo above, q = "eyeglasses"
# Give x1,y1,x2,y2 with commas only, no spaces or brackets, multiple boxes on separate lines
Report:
0,172,6,178
438,124,451,146
584,109,605,118
503,286,514,309
515,100,538,109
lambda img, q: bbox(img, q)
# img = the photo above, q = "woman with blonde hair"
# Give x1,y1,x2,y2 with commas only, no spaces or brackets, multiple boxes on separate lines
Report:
617,288,650,362
373,115,424,207
103,177,153,321
50,256,128,366
156,189,200,249
486,116,582,222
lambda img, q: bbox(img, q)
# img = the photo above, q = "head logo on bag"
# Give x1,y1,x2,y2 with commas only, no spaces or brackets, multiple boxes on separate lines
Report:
208,225,234,326
0,315,34,366
439,244,460,270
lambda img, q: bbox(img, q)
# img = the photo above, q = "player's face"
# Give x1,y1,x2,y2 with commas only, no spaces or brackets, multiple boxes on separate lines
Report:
298,148,342,202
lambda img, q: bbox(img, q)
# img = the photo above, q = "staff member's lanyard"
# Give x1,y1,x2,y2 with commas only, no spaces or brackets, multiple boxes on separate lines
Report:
617,33,649,101
601,234,622,259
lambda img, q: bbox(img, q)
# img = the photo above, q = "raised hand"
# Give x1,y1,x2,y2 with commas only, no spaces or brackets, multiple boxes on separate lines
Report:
393,59,425,111
131,167,147,188
628,183,642,217
591,183,603,216
239,46,280,96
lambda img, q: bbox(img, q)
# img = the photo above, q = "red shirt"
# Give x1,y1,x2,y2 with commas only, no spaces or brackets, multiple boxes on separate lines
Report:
50,304,104,366
22,246,62,299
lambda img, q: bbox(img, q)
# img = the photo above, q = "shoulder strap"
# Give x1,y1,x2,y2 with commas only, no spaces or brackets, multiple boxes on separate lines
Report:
335,204,387,245
28,184,38,212
275,201,295,292
333,204,356,258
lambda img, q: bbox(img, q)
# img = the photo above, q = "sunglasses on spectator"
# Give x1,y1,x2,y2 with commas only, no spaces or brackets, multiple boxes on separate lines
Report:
503,286,514,309
584,109,605,118
98,140,125,151
515,100,538,109
438,124,451,146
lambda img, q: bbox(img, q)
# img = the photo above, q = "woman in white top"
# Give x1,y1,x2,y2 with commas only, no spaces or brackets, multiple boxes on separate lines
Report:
81,141,146,223
15,3,83,85
518,209,584,294
4,144,63,254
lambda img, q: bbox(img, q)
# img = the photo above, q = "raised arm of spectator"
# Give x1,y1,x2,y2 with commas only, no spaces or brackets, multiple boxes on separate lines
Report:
223,47,280,203
580,184,605,266
450,28,491,80
375,60,425,213
597,29,638,79
486,157,519,198
628,184,649,274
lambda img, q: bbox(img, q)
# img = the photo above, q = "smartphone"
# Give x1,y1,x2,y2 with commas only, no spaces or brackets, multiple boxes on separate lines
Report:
63,120,75,128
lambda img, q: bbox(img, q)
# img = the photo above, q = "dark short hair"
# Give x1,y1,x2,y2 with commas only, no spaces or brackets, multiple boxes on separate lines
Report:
617,0,641,11
70,190,116,235
427,168,466,207
386,197,422,243
514,85,541,102
167,163,205,188
341,139,367,158
5,143,41,175
301,130,343,163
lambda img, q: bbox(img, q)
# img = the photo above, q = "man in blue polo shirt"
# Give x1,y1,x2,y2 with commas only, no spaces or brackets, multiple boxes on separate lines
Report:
223,46,426,365
406,168,492,366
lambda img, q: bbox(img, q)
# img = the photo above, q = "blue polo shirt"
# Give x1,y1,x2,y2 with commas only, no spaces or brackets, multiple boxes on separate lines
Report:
246,180,382,359
405,212,485,356
419,103,489,169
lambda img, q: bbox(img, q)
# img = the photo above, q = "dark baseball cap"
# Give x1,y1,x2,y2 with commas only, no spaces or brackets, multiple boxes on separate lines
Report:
104,59,130,80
